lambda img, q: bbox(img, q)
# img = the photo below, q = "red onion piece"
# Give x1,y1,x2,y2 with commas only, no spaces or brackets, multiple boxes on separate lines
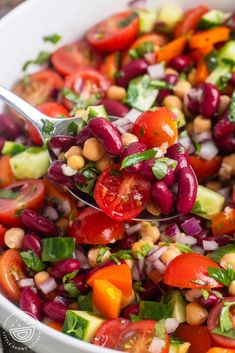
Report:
165,318,179,333
147,246,168,263
38,277,58,294
124,108,142,123
149,337,166,353
192,245,205,254
18,278,35,288
198,141,219,161
193,131,212,143
202,240,218,251
165,223,180,240
147,63,165,79
132,263,141,281
75,249,90,269
181,217,202,236
185,288,202,302
43,206,59,222
176,235,197,246
153,259,166,274
125,223,141,235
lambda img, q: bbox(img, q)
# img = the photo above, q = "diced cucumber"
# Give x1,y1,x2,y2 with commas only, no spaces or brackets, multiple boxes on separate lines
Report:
164,290,186,324
206,63,232,90
138,8,158,33
157,2,183,32
217,41,235,64
41,237,75,262
62,310,104,342
169,342,181,353
192,185,225,220
198,10,229,29
2,141,26,156
10,148,50,180
83,105,108,123
171,108,186,128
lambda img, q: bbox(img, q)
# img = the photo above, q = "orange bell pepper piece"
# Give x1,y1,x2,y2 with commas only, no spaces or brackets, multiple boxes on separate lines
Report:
189,27,230,49
87,264,132,296
212,208,235,236
100,52,120,83
206,349,235,353
157,36,187,64
0,155,14,188
195,59,209,83
48,321,63,332
92,279,122,319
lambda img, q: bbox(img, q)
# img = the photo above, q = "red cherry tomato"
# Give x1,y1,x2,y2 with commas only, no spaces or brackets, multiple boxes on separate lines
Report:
189,156,222,182
94,166,151,221
208,296,235,348
93,318,130,348
132,108,178,149
0,249,25,302
0,224,7,247
100,52,120,83
51,41,102,76
27,102,70,146
69,207,125,244
0,180,46,227
163,253,222,289
175,324,211,353
174,5,209,37
86,11,140,52
63,69,110,110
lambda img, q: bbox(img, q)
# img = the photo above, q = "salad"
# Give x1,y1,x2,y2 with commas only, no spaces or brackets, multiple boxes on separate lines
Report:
0,2,235,353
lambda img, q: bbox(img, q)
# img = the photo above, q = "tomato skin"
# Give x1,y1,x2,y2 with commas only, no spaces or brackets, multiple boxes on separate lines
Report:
175,324,211,353
189,156,222,182
208,297,235,348
100,52,120,83
211,209,235,236
0,224,7,247
68,207,125,244
0,180,46,227
94,166,151,221
174,5,209,37
87,11,139,52
0,249,25,302
93,318,130,348
164,253,222,289
132,108,178,148
51,41,102,76
0,155,15,188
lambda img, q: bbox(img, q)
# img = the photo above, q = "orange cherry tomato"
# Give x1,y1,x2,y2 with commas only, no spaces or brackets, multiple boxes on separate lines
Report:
0,155,15,188
211,209,235,236
100,52,120,83
189,156,222,182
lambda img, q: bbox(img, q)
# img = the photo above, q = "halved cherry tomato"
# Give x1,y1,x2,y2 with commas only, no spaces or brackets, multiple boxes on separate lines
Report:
27,102,70,145
174,5,209,37
189,156,222,182
94,166,151,221
51,41,102,76
87,11,139,52
0,180,46,227
175,324,211,353
93,318,130,348
0,224,7,247
100,52,120,82
163,253,222,289
132,108,178,149
0,155,15,188
211,209,235,236
0,249,25,302
208,296,235,348
68,207,124,244
63,69,110,110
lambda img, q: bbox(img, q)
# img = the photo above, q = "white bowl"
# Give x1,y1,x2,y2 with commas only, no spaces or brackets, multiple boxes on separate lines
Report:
0,0,234,352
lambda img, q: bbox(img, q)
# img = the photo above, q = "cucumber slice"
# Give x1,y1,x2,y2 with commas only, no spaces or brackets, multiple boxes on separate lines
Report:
192,185,225,220
2,141,26,156
157,2,183,32
198,10,229,29
10,148,50,180
138,8,158,33
62,310,104,342
83,105,108,123
206,63,232,90
171,108,186,128
164,290,186,324
217,40,235,64
41,237,75,262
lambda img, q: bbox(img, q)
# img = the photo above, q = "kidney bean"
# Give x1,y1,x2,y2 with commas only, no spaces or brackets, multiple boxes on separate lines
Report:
200,83,220,118
42,301,67,323
101,99,129,118
141,158,155,181
214,115,235,139
49,135,76,153
170,55,192,72
157,89,172,103
161,168,175,186
123,303,139,319
165,74,178,85
20,209,58,237
50,259,80,280
120,142,147,173
152,181,174,215
87,117,123,155
0,136,6,153
20,287,41,320
166,143,190,176
0,114,22,139
47,161,76,189
198,293,220,309
116,59,148,88
216,135,235,153
140,280,160,301
73,274,90,294
118,234,138,250
22,233,42,257
176,167,198,214
76,127,93,147
184,85,203,116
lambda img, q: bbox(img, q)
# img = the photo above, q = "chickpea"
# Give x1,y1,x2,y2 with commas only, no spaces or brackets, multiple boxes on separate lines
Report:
96,155,113,172
187,69,196,86
222,154,235,175
219,162,232,180
107,85,126,102
229,280,235,296
88,247,111,268
74,109,86,117
205,181,223,192
121,290,135,309
34,271,50,288
82,137,105,161
193,115,211,133
121,132,138,148
146,200,161,216
67,155,85,170
218,95,230,114
220,253,235,271
165,68,178,75
161,249,180,265
179,342,191,353
64,146,82,159
140,222,160,243
186,302,208,326
163,95,183,110
173,80,192,99
132,239,154,258
4,228,25,249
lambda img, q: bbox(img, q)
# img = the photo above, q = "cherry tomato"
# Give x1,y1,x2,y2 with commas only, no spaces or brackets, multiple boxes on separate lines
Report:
27,102,70,146
100,52,120,83
63,69,110,110
175,324,211,353
86,11,139,52
68,207,125,244
94,166,151,221
132,108,178,149
0,155,15,188
189,156,222,182
0,224,7,247
51,41,102,76
163,253,222,289
93,318,130,348
208,297,235,348
174,5,209,37
0,249,25,302
0,180,46,227
211,209,235,236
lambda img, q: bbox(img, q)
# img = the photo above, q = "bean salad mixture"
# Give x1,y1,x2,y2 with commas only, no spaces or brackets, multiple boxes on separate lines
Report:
0,2,235,353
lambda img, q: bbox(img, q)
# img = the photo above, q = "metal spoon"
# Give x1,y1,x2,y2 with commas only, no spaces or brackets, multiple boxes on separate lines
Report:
0,84,177,222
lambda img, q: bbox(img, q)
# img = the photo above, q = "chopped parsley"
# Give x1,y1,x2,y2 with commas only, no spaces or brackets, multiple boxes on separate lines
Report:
43,33,62,44
22,51,51,71
208,265,235,287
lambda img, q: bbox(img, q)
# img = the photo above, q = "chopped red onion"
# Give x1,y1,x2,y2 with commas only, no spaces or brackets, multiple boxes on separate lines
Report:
61,164,77,176
165,223,180,240
191,245,205,254
202,240,218,251
138,257,145,280
153,259,166,274
148,246,168,263
15,135,27,145
124,108,142,123
147,63,165,80
144,52,157,65
128,0,147,7
185,288,202,302
181,217,202,236
149,337,166,353
132,263,141,281
145,259,155,276
38,277,58,294
43,206,59,221
178,134,192,152
176,234,197,246
50,147,61,157
165,318,179,333
193,131,212,143
218,187,230,198
75,249,90,269
18,278,35,288
57,200,71,216
126,223,141,235
198,141,219,161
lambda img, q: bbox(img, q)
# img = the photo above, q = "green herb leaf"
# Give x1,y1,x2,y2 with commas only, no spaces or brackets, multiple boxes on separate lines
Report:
42,119,55,136
205,51,218,72
42,237,75,262
208,244,235,263
130,314,140,322
139,301,172,321
150,80,172,89
61,87,100,111
121,148,156,169
152,159,168,180
96,247,110,263
77,292,93,311
195,143,202,153
228,92,235,123
192,200,206,215
0,189,20,199
22,51,51,71
67,121,78,136
62,311,85,339
129,41,154,60
155,320,166,340
175,243,192,253
118,12,138,28
20,250,46,272
63,270,79,284
64,282,80,298
208,265,235,287
43,33,62,44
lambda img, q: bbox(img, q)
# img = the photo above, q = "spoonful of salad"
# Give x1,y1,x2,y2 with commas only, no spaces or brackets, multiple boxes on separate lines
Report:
0,84,198,222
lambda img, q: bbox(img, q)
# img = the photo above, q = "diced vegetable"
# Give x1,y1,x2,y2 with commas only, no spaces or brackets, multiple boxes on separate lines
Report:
192,185,225,219
157,36,187,63
41,237,75,262
2,141,26,156
206,63,232,90
189,27,230,49
138,301,173,321
0,155,15,188
157,2,183,32
208,244,235,263
164,290,186,323
217,40,235,64
138,9,158,33
83,105,108,124
20,250,45,272
211,208,235,236
198,10,229,30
